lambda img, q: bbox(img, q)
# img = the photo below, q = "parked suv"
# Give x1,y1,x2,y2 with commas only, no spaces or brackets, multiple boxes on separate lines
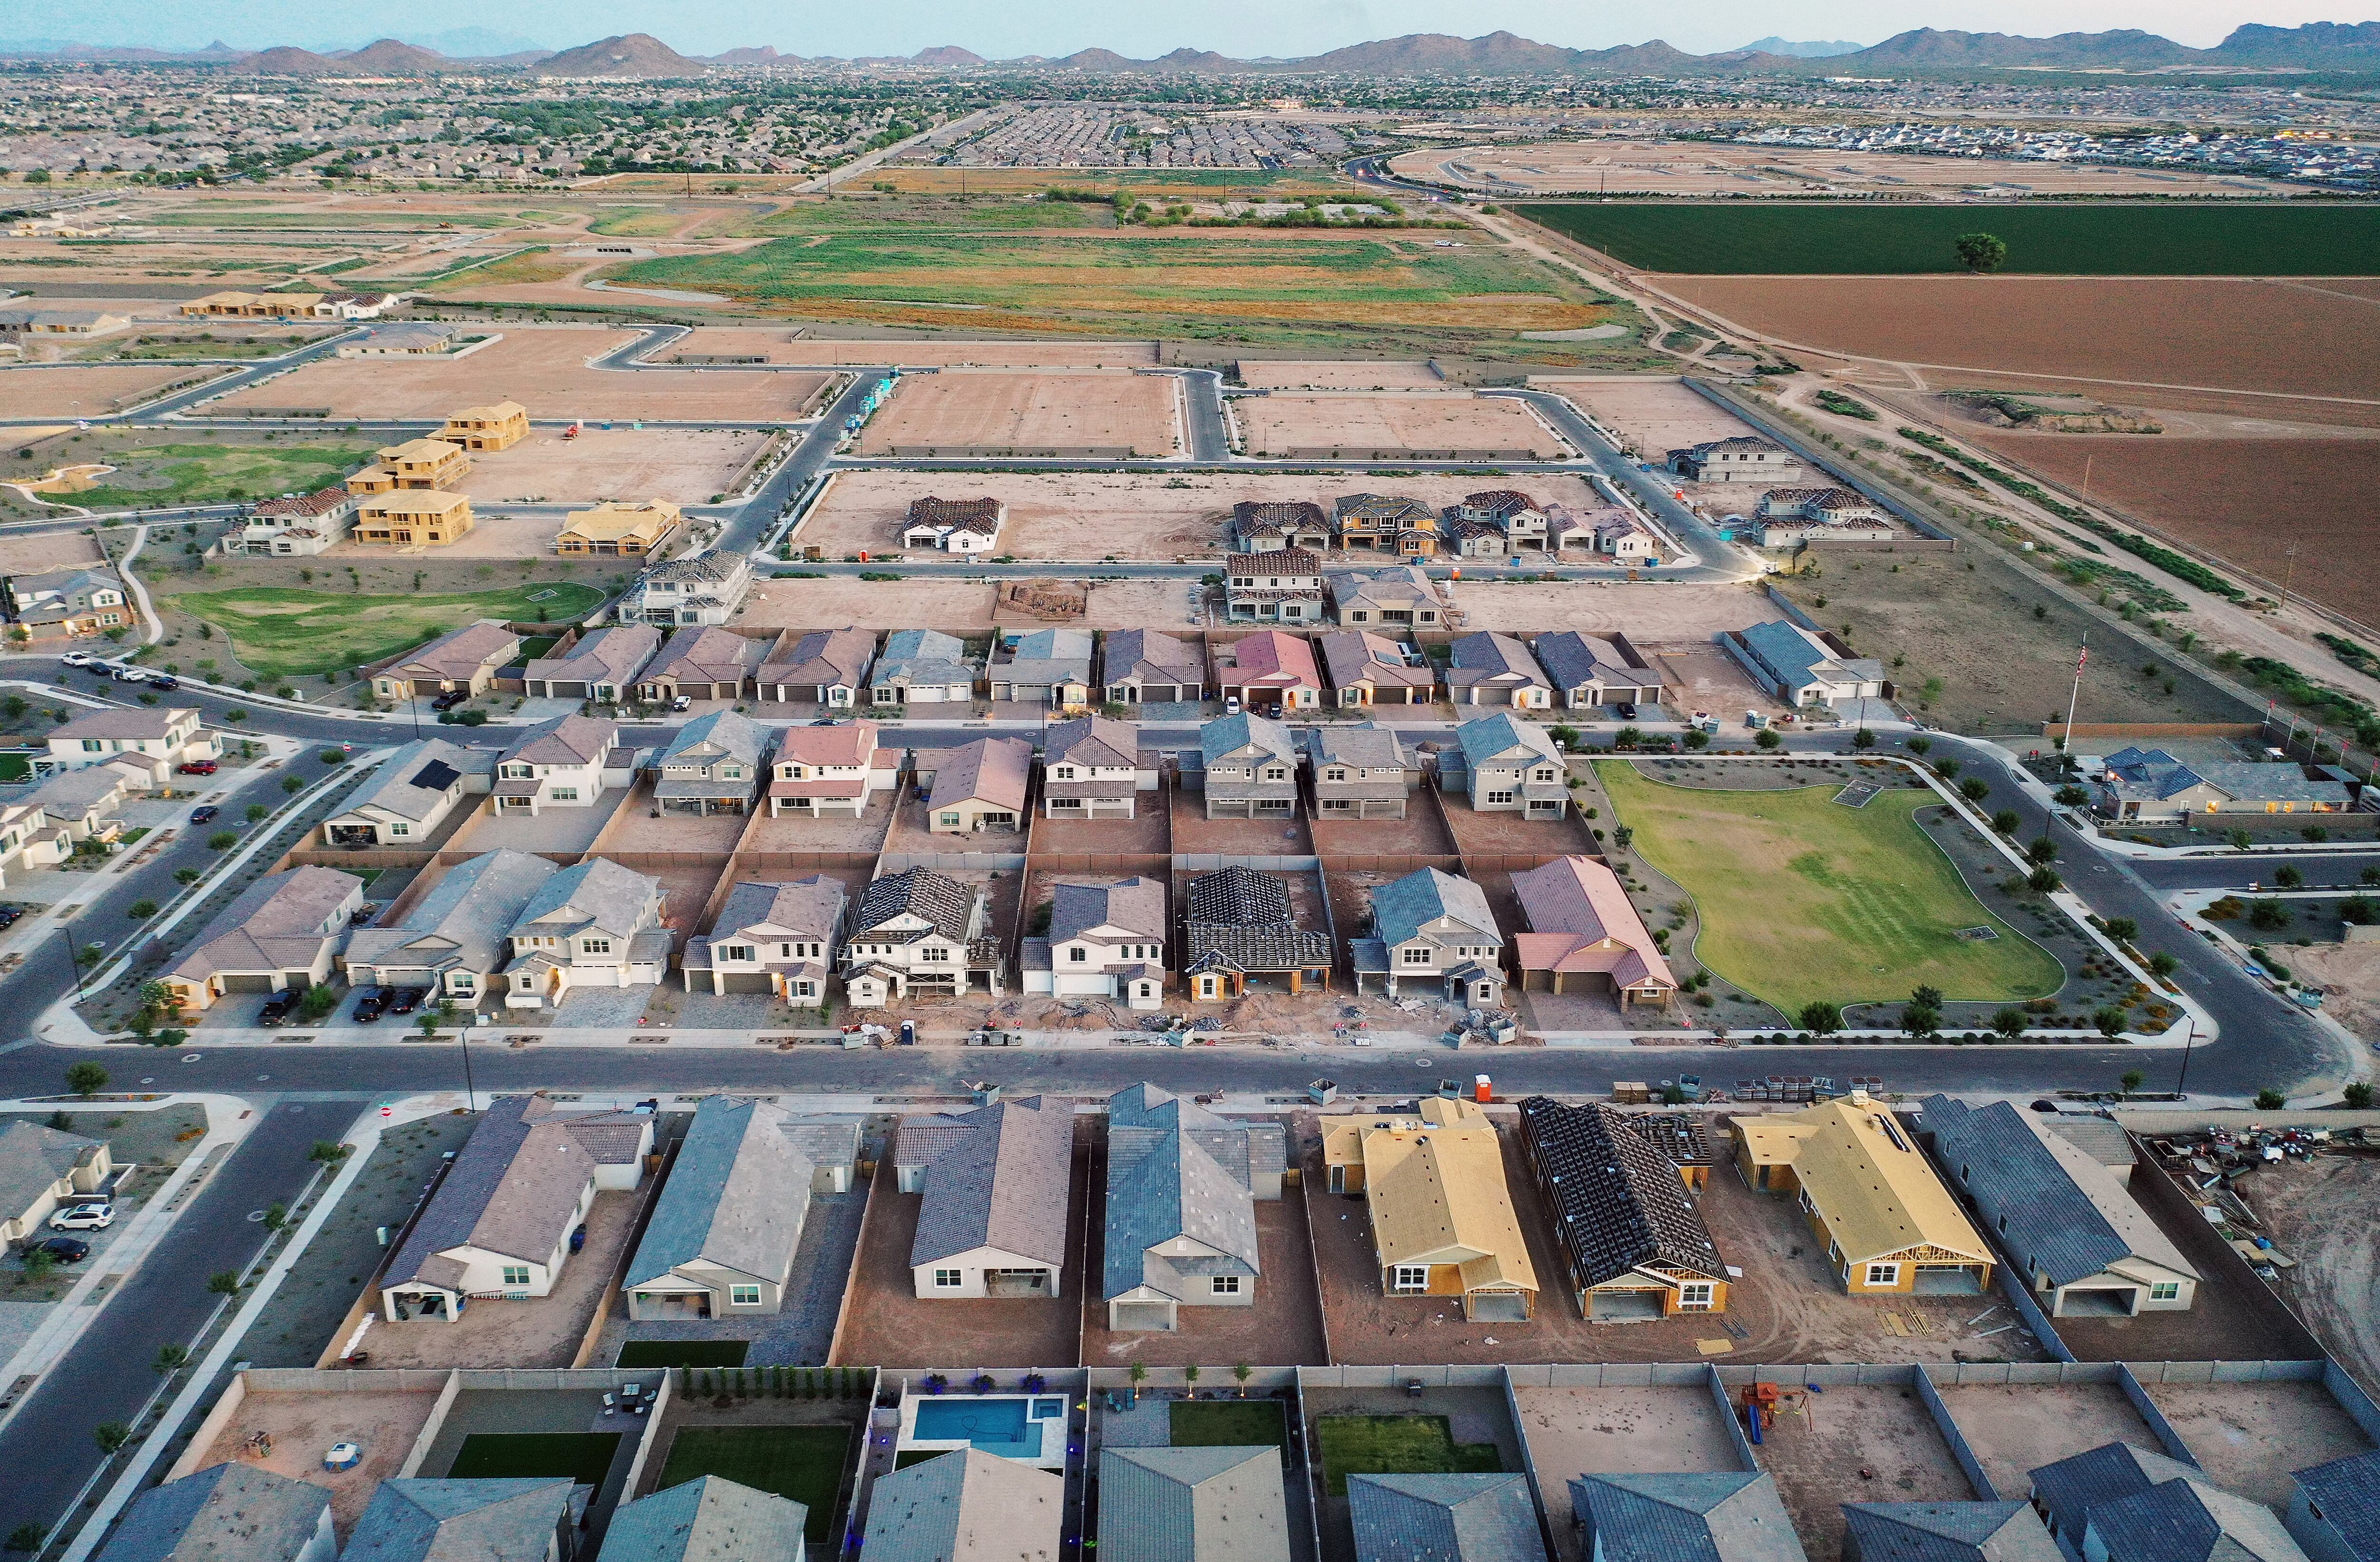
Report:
429,690,469,712
352,989,387,1023
178,760,217,776
258,991,299,1027
49,1203,113,1233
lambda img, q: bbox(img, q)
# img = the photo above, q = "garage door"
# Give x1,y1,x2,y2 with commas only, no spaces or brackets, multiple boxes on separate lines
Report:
220,973,278,993
720,972,773,995
1112,1302,1175,1332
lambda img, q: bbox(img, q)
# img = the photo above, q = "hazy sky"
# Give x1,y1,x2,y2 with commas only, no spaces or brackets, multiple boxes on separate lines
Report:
22,0,2371,56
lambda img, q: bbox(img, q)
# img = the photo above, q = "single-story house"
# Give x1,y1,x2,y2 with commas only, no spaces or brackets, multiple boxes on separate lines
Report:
989,626,1094,709
758,625,875,709
1322,1097,1537,1321
898,1095,1073,1300
1321,630,1434,707
1349,1474,1543,1562
162,865,364,1015
1667,436,1800,484
0,1120,111,1248
1533,630,1663,710
1511,854,1676,1004
635,625,768,704
915,736,1032,835
861,1450,1060,1560
1102,1083,1284,1332
2095,748,2350,824
1100,1447,1290,1562
95,1465,335,1562
522,623,660,703
1182,866,1332,1001
625,1096,811,1320
372,620,519,701
1520,1097,1726,1321
1101,628,1204,706
342,1477,580,1562
901,496,1005,554
1573,1473,1807,1562
872,628,978,707
1724,621,1885,709
600,1477,804,1562
1445,632,1554,708
325,737,493,847
1213,630,1322,711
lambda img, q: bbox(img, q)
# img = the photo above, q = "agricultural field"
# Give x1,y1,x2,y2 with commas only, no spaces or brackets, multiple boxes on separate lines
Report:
666,331,1156,367
4,440,375,514
159,582,605,679
1594,761,2063,1011
725,192,1112,236
1516,201,2380,276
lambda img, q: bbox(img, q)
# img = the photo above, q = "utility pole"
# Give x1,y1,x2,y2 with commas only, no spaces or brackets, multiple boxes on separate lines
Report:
2059,633,2088,769
2175,1015,2197,1098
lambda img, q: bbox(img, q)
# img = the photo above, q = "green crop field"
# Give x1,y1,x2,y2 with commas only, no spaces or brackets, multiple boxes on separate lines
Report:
448,1432,620,1485
162,583,606,679
1314,1415,1502,1496
660,1427,850,1542
1595,763,2063,1010
53,443,375,513
721,194,1111,237
1516,202,2380,275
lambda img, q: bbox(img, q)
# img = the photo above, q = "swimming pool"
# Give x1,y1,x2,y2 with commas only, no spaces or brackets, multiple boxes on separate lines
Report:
902,1395,1068,1463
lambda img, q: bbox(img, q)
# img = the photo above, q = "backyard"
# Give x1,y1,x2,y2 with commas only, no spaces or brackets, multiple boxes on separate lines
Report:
1171,1399,1287,1448
1314,1414,1503,1495
447,1431,621,1484
1593,761,2063,1011
159,582,606,678
657,1425,849,1543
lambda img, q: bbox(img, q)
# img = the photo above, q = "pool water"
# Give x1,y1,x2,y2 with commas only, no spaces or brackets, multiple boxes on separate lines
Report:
911,1396,1065,1453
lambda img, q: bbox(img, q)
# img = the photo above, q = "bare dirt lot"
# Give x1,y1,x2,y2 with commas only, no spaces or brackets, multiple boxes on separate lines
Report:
1237,361,1445,391
1533,377,1762,458
673,331,1156,367
1935,1383,2160,1501
1965,433,2380,629
2139,1380,2375,1509
744,574,999,632
2239,1152,2380,1394
1395,142,2299,199
1448,580,1773,637
0,528,103,575
1661,277,2380,405
1238,393,1566,460
0,363,228,417
451,426,762,506
213,327,834,421
191,1386,443,1540
1515,1385,1745,1560
1752,1383,1977,1559
857,371,1181,457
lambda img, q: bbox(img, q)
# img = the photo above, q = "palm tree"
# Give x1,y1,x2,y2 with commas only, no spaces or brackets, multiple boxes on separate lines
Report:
1127,1361,1147,1405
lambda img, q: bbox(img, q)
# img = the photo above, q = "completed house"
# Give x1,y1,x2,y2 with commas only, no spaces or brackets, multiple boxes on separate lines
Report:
1231,500,1331,553
95,1466,334,1562
233,488,357,557
493,715,621,816
1101,628,1204,707
0,1120,111,1249
901,495,1005,554
1103,1082,1285,1332
1753,486,1894,548
372,620,518,702
758,625,876,709
345,1480,579,1562
842,868,1004,1006
1041,714,1150,821
4,565,132,639
1022,877,1168,1011
2095,748,2350,824
1323,630,1435,707
1668,436,1800,484
1350,1475,1543,1562
1520,1097,1727,1320
1843,1505,2063,1562
1724,621,1885,709
2043,1450,2307,1562
684,876,846,1001
344,849,560,1009
622,549,755,628
1326,565,1448,629
653,710,765,815
635,625,767,704
1225,548,1325,623
1919,1096,2196,1317
872,628,978,707
521,623,660,703
917,736,1032,834
1511,855,1676,1005
1100,1449,1291,1562
898,1095,1073,1298
439,399,530,451
326,738,493,847
1451,712,1568,817
1448,489,1551,551
1534,631,1663,711
1334,494,1437,553
555,499,679,557
989,627,1094,709
1322,1096,1537,1320
46,706,214,785
862,1451,1061,1561
1734,1093,1994,1295
1196,712,1300,820
1353,866,1507,1008
378,1094,652,1322
1212,631,1322,712
2287,1452,2380,1562
768,720,899,819
602,1478,806,1562
1574,1473,1807,1562
503,859,673,1009
1445,632,1555,708
1182,866,1332,1002
626,1096,811,1320
162,865,364,1014
1307,724,1415,821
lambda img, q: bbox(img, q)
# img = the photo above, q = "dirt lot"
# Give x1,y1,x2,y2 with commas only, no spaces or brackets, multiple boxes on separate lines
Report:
829,1142,1088,1370
1171,781,1314,859
2139,1380,2375,1509
744,574,1000,632
1936,1383,2161,1500
1646,643,1794,724
1662,277,2380,405
2238,1152,2380,1394
1395,141,2298,199
354,1189,638,1369
1031,806,1171,859
1752,1383,1977,1559
855,372,1181,457
449,426,762,506
1965,433,2380,628
1079,1158,1328,1367
670,332,1157,367
1515,1385,1745,1559
1771,551,2247,734
1236,393,1566,459
191,1386,443,1540
0,528,103,575
1237,361,1446,391
0,363,228,417
213,327,835,421
1533,377,1762,459
1448,580,1774,637
736,792,900,858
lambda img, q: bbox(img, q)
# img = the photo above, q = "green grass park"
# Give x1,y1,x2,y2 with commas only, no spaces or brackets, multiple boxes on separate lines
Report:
39,443,375,513
1314,1414,1502,1496
161,583,606,679
659,1426,851,1542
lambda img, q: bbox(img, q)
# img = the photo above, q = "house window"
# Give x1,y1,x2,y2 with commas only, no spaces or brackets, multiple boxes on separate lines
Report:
1323,799,1352,812
389,822,411,837
1052,765,1075,780
933,1268,963,1288
581,939,611,957
1212,1275,1242,1296
80,739,102,752
920,947,949,962
1534,768,1557,782
1399,947,1431,966
1263,767,1288,782
1485,791,1515,805
1864,1263,1900,1288
2149,1282,2181,1301
1326,767,1347,781
1678,1282,1715,1311
793,981,816,998
501,1265,532,1286
1068,947,1088,963
549,787,579,802
1393,1265,1429,1292
938,811,962,828
724,945,755,963
451,975,474,995
729,1285,762,1306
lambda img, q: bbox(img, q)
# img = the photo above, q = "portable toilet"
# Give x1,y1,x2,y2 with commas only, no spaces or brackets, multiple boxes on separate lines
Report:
1474,1074,1492,1103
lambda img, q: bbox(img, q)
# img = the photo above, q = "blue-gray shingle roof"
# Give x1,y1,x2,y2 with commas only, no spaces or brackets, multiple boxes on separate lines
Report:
1103,1117,1258,1305
1572,1473,1807,1562
626,1097,809,1291
1348,1472,1546,1562
96,1464,329,1562
862,1448,1062,1562
2029,1445,2204,1549
1200,711,1297,767
2292,1452,2380,1562
2083,1478,2308,1562
1370,866,1500,949
342,1478,576,1562
596,1475,806,1562
1843,1504,2063,1562
1098,1446,1289,1562
1453,711,1560,772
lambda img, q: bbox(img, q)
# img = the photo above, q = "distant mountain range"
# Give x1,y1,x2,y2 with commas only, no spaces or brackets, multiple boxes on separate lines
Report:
3,21,2379,76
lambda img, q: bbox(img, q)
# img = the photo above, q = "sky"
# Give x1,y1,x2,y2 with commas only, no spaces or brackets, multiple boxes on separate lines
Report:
12,0,2372,58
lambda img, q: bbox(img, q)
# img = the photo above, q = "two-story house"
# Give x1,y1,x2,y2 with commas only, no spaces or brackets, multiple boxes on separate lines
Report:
1021,877,1168,1011
916,736,1032,834
1445,631,1555,708
1230,500,1331,554
1307,724,1416,821
47,707,216,785
1196,712,1300,820
758,625,876,709
684,875,847,1003
1667,436,1800,485
1212,630,1321,712
1326,566,1448,629
350,489,476,548
350,435,472,492
1448,490,1550,552
1334,494,1436,553
1753,487,1894,547
439,400,529,451
3,566,134,640
325,737,493,846
768,720,899,818
344,848,560,1010
372,620,518,702
1451,712,1568,818
1181,866,1333,1002
622,550,755,628
1100,628,1204,707
1438,513,1507,558
491,714,621,815
900,496,1005,554
1224,548,1325,623
1354,866,1507,1008
1533,631,1663,711
636,625,769,704
988,627,1094,709
872,628,978,707
841,867,1005,1007
520,623,659,703
1320,630,1435,707
1040,714,1151,821
232,489,357,558
503,858,672,1009
652,710,765,815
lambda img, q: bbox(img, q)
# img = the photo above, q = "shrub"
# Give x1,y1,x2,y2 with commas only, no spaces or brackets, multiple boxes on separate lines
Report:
2256,1088,2287,1110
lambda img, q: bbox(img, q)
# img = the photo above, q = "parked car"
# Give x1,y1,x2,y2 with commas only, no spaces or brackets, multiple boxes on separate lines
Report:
388,988,424,1016
148,674,180,691
0,907,20,929
1615,702,1638,721
58,651,94,668
189,805,218,824
669,695,692,713
429,691,469,712
352,989,387,1023
110,667,146,683
258,991,299,1027
35,1236,90,1264
177,760,217,776
1225,695,1242,714
49,1203,113,1233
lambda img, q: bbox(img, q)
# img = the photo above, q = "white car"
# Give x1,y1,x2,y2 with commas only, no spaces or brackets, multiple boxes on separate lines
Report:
59,651,94,668
49,1203,113,1232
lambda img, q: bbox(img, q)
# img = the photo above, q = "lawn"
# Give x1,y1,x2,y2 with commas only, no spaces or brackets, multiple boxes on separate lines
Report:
617,1340,749,1369
448,1432,620,1485
1314,1414,1502,1496
60,442,375,512
659,1426,850,1542
1594,762,2063,1010
726,194,1110,237
162,583,606,679
586,206,684,237
1516,201,2380,276
1171,1398,1287,1449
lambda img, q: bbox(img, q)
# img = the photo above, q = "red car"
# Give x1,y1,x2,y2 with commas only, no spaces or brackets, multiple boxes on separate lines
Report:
177,760,218,776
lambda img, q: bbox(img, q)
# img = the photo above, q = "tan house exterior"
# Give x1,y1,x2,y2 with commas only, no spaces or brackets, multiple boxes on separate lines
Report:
350,436,473,492
1322,1097,1537,1321
555,500,680,557
441,400,530,451
353,491,475,547
372,620,520,700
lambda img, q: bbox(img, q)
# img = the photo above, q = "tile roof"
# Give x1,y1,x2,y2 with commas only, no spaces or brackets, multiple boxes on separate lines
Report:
855,868,976,942
905,496,1003,535
511,858,662,945
1336,494,1434,524
643,626,769,688
1103,628,1203,687
1572,1473,1806,1562
1051,877,1166,945
523,624,660,688
1455,713,1561,772
96,1463,330,1562
1347,1472,1545,1562
49,706,198,743
1216,632,1321,689
1229,547,1322,578
596,1476,805,1562
1510,856,1673,991
638,548,747,586
342,1478,576,1562
929,736,1032,815
501,714,616,770
1328,565,1443,612
627,1097,809,1292
1842,1504,2063,1562
2026,1445,2205,1549
860,1448,1062,1562
346,849,561,980
1370,866,1499,949
2289,1452,2380,1562
1520,1098,1726,1289
169,865,360,983
387,621,518,681
904,1095,1073,1268
1200,712,1299,767
1734,620,1884,695
1185,867,1331,972
1098,1446,1290,1562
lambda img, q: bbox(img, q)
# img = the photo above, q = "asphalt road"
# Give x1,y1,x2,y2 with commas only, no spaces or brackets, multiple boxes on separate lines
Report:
0,1099,335,1547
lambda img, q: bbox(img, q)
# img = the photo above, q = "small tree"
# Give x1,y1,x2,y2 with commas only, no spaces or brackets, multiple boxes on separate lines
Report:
2025,838,2058,866
2120,1069,2146,1094
2346,1083,2374,1110
1754,728,1781,751
2255,1088,2287,1111
1990,1008,2028,1041
154,1344,189,1375
64,1060,108,1097
2274,864,2305,889
1183,1365,1201,1393
7,1521,48,1552
2094,1008,2127,1040
207,1271,240,1295
1850,728,1875,751
1128,1361,1148,1404
94,1422,131,1456
262,1202,287,1232
1991,809,2021,835
2103,917,2138,943
1934,759,1961,781
2028,866,2062,893
2054,785,2090,808
1908,737,1932,757
1959,778,1991,803
1797,1001,1843,1036
1234,1362,1254,1397
1902,1003,1942,1040
20,1247,55,1285
2228,830,2254,852
1954,232,2009,273
2148,951,2179,977
2247,898,2292,931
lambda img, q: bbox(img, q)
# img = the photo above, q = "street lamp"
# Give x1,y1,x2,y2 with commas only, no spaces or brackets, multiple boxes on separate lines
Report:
2174,1015,2197,1099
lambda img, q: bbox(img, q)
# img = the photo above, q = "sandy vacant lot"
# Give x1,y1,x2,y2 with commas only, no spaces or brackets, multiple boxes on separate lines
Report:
670,330,1156,367
796,468,1616,562
1237,392,1566,458
744,573,1203,633
214,326,835,421
0,529,104,575
856,371,1180,457
1535,377,1761,458
2141,1380,2373,1510
1237,359,1445,390
1662,277,2380,404
2241,1151,2380,1400
452,425,760,505
1449,579,1772,636
1515,1386,1742,1560
0,363,229,418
